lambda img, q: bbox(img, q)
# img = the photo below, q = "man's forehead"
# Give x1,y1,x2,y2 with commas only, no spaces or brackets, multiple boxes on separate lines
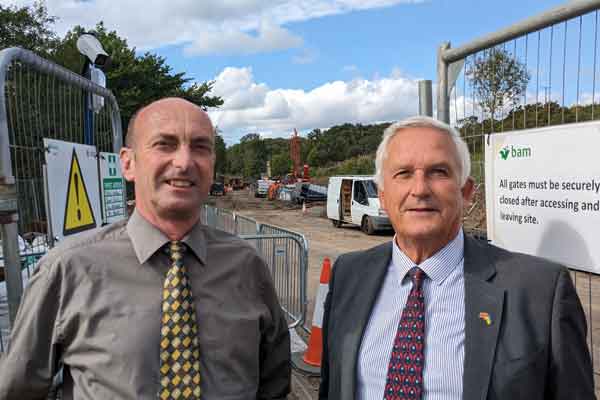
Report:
138,104,213,134
388,128,461,165
143,104,210,125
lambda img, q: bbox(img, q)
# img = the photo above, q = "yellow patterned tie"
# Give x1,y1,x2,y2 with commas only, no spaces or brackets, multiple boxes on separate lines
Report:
159,241,202,399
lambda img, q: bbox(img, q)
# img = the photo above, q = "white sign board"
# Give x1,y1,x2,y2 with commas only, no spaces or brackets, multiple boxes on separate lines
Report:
485,121,600,273
99,152,127,224
44,139,102,241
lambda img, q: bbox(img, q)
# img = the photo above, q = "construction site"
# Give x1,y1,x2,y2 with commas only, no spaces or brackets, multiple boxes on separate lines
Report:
2,1,600,399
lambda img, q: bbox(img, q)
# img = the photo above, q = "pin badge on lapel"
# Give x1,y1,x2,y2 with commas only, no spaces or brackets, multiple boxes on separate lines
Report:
479,312,492,326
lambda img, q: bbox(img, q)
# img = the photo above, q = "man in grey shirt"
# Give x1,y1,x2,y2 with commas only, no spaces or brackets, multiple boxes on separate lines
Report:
0,97,291,399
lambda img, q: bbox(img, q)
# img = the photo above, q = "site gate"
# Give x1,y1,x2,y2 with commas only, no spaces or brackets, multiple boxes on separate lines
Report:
0,47,123,352
436,0,600,380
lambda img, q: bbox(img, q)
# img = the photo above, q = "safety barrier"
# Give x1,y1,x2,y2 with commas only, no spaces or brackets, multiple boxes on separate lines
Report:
0,47,122,353
202,204,308,330
235,214,260,235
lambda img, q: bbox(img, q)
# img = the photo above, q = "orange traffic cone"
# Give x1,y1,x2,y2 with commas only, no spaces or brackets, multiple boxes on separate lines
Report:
291,257,331,375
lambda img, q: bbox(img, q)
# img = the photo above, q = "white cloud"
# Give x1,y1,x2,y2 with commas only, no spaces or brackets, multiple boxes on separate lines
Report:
9,0,420,55
211,67,270,110
208,66,420,144
183,22,303,56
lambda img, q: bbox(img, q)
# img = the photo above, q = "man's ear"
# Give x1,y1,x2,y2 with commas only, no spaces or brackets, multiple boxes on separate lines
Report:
378,183,387,211
120,147,135,182
461,177,476,204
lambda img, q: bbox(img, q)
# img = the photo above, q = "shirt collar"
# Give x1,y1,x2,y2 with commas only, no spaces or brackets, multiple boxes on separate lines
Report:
126,208,207,265
391,229,464,286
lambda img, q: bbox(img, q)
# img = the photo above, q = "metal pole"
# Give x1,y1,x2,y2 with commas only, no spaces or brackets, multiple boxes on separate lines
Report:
82,62,95,146
437,42,451,123
0,49,22,327
84,92,94,145
442,0,600,63
2,222,22,326
418,80,433,117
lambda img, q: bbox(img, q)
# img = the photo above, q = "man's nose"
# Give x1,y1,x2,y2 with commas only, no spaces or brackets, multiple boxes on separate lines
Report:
411,170,431,197
172,146,193,170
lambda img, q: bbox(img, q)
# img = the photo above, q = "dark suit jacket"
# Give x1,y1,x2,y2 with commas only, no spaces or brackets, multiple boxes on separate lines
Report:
319,235,595,400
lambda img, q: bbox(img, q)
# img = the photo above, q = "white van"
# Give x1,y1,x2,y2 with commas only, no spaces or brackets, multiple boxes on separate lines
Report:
255,179,274,197
326,176,391,234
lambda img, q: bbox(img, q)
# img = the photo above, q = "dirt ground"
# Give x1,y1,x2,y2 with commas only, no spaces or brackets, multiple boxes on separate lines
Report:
210,189,600,398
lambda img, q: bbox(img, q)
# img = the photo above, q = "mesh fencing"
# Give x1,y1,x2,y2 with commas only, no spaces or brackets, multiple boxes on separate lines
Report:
202,205,308,329
0,47,121,353
440,5,600,380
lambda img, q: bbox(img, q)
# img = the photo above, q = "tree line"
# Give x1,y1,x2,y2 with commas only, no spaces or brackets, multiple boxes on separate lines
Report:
220,122,392,180
222,99,600,181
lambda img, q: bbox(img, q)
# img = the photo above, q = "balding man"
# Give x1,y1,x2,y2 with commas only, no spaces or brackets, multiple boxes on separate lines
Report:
0,98,291,399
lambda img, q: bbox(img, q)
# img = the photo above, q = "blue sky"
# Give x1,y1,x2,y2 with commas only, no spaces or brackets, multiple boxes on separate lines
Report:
163,1,566,91
12,0,584,144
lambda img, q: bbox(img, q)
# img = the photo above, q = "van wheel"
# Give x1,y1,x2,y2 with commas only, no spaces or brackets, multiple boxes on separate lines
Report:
361,216,375,235
331,219,342,228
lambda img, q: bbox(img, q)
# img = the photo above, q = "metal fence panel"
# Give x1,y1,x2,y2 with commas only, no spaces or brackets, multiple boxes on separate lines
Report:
202,206,309,330
0,47,122,352
235,214,259,235
437,2,600,380
240,234,307,329
216,208,236,234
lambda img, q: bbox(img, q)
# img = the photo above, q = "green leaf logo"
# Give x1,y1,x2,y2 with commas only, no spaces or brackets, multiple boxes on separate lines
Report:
499,147,510,160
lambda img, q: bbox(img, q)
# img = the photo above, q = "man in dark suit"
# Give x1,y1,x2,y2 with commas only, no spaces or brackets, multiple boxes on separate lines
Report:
319,116,594,400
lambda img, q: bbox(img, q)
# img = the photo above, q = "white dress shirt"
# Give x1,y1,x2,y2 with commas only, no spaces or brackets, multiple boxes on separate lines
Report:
357,230,466,400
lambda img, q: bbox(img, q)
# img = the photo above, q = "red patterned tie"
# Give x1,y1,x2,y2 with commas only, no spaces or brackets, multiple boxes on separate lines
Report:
383,267,426,400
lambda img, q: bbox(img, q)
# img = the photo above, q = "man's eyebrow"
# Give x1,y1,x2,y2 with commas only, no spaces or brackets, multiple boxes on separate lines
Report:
429,162,453,169
191,136,214,146
153,132,178,141
151,133,214,145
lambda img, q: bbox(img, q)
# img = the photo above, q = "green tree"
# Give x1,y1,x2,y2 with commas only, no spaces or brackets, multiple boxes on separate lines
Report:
226,144,243,174
239,133,267,178
467,48,530,123
0,2,59,56
271,153,292,177
214,131,226,176
53,22,223,137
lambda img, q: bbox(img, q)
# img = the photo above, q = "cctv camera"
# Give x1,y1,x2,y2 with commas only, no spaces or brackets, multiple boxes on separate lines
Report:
77,34,110,67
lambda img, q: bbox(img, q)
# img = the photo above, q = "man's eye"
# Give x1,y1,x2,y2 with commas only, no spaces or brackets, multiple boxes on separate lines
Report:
192,142,214,154
394,170,410,178
155,141,174,148
431,168,449,177
194,143,212,151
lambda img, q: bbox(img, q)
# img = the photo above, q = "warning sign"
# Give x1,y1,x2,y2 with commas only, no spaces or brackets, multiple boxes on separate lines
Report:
44,139,102,241
63,149,97,235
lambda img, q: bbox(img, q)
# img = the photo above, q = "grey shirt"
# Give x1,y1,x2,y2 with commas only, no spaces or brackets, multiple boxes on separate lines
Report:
0,210,291,399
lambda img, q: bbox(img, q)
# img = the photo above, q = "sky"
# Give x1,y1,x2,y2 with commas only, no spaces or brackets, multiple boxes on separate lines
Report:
6,0,579,144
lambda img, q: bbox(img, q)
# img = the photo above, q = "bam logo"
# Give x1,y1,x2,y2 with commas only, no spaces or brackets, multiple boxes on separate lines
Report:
499,145,532,160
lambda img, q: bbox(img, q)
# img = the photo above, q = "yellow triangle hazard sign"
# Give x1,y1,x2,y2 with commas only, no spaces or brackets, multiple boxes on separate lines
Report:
63,149,96,236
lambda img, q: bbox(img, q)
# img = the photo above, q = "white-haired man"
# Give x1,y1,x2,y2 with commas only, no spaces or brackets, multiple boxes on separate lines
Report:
319,116,594,400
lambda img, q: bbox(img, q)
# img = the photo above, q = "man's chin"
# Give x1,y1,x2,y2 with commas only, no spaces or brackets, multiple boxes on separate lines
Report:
400,225,443,241
158,203,200,222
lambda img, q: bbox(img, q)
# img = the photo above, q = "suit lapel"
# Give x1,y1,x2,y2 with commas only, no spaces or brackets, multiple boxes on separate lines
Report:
462,237,505,400
340,243,392,400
